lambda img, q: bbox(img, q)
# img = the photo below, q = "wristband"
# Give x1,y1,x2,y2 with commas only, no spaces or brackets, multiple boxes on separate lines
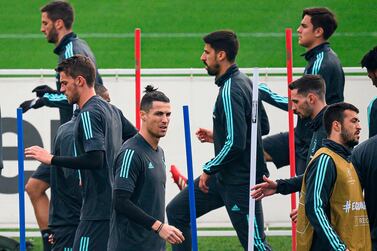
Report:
155,223,164,233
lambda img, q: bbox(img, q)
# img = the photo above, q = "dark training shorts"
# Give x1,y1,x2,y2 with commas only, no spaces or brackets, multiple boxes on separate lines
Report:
263,132,307,175
31,165,51,184
51,225,78,251
73,220,109,251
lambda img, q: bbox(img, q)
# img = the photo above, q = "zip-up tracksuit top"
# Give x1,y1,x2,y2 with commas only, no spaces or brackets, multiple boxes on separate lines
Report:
259,43,344,162
203,64,269,185
43,32,103,124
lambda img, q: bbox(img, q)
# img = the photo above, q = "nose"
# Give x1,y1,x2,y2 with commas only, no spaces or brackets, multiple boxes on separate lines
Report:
161,114,169,124
60,85,66,93
292,103,297,112
297,26,301,33
356,122,362,131
200,52,206,61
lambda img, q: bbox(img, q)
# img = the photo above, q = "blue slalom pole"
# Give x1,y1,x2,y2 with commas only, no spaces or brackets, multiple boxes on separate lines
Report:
182,105,198,251
17,108,26,251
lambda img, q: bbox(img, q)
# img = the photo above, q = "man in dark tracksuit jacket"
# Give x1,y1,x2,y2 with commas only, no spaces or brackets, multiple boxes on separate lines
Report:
20,2,102,125
260,7,344,176
167,30,271,251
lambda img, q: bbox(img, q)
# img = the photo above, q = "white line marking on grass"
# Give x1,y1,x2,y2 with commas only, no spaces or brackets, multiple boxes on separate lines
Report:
0,32,376,39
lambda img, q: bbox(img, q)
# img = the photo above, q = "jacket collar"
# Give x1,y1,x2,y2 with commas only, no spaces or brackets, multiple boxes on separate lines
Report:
322,139,353,161
307,106,327,131
302,42,330,61
215,64,238,87
54,32,77,55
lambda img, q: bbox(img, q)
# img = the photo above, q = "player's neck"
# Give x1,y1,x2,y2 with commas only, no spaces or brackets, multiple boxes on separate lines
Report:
305,39,326,51
77,89,96,108
216,61,233,78
310,102,326,119
139,131,159,150
55,29,73,46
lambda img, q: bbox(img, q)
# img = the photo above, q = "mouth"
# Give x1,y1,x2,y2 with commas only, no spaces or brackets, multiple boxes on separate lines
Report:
355,131,361,138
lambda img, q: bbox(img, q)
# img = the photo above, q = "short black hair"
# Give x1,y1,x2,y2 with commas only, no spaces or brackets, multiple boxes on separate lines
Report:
361,46,377,71
203,30,239,62
289,74,326,101
302,7,337,40
41,1,74,29
323,102,359,136
55,55,96,87
140,85,170,112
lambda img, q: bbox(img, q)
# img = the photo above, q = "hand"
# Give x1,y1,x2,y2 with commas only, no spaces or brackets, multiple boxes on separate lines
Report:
19,98,44,113
290,208,298,223
32,85,58,97
196,128,213,143
199,172,210,193
25,146,53,165
48,233,55,245
251,175,277,200
153,221,185,245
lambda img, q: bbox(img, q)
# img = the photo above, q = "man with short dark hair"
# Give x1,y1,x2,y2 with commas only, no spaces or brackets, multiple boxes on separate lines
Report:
296,102,370,251
261,7,345,175
167,30,271,251
25,55,123,250
108,85,184,251
361,46,377,138
20,0,103,123
252,75,328,212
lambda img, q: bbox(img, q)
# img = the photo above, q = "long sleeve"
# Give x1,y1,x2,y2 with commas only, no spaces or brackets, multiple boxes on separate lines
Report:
41,93,71,109
203,81,248,174
113,189,156,230
305,154,347,251
51,150,104,170
258,83,288,111
276,175,303,195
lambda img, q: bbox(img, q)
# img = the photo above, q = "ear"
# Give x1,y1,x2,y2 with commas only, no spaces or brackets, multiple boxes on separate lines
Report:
314,27,324,38
76,76,86,87
216,51,226,62
54,19,64,30
333,120,341,133
140,110,147,121
307,93,316,104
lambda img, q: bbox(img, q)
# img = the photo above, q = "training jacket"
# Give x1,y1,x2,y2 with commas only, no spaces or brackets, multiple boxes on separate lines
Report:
203,64,269,185
259,42,344,164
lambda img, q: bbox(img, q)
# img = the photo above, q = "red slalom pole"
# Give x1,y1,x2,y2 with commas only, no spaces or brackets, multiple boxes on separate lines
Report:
285,28,297,251
135,28,141,130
